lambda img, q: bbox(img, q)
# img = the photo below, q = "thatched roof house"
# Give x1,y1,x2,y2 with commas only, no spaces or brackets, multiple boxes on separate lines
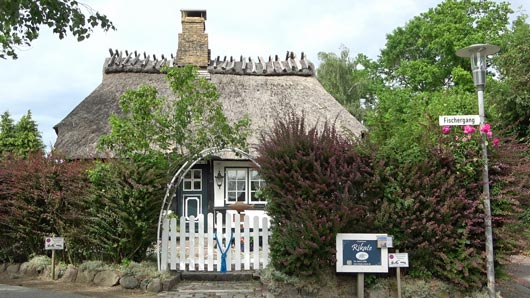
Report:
53,10,365,221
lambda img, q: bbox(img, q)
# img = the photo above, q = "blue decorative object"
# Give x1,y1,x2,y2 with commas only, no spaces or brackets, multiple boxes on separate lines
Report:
214,231,234,273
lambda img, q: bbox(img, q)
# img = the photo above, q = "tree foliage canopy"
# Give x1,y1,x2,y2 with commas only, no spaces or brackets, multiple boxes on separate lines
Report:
317,47,379,121
0,110,44,158
493,14,530,140
0,0,115,59
379,0,512,91
98,65,250,166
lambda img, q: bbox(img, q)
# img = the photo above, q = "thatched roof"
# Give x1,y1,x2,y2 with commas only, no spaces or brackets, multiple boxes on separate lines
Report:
53,50,365,159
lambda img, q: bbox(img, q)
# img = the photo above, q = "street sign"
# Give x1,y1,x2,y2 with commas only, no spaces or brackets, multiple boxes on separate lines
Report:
45,237,64,250
389,253,409,268
439,115,480,126
336,233,388,273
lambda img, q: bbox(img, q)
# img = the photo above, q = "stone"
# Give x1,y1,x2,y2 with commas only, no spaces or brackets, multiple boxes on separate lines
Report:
0,263,6,272
140,278,150,291
162,275,180,291
93,270,121,287
6,263,20,274
146,278,162,293
119,275,139,289
19,262,38,276
76,270,96,284
60,267,78,282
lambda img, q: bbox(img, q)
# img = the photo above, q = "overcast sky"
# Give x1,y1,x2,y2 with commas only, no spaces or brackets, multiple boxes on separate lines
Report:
0,0,528,150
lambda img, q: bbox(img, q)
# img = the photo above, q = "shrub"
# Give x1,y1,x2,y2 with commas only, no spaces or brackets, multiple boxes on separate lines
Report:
85,159,167,263
256,114,374,276
372,124,521,289
0,153,92,263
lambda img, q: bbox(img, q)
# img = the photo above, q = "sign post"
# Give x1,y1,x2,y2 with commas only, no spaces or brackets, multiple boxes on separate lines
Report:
336,233,389,298
389,250,409,298
45,237,64,280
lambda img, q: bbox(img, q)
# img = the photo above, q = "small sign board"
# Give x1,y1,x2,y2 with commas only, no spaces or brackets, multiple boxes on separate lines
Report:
336,233,388,273
439,115,480,126
389,253,409,268
45,237,64,250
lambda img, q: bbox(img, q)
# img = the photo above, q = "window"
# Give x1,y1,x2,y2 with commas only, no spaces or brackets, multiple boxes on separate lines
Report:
226,168,247,203
183,169,202,191
250,169,266,203
225,168,266,204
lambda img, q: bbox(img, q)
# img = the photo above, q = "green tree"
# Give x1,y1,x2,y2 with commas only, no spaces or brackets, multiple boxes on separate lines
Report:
98,65,250,165
89,65,251,262
379,0,512,91
317,47,379,121
0,111,16,154
0,110,44,158
0,0,115,59
493,14,530,141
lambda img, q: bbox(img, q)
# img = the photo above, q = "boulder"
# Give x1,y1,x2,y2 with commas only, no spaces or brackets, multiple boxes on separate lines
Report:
162,275,180,291
0,263,6,272
120,275,139,289
140,278,150,291
146,278,162,293
19,262,38,276
60,267,78,282
6,263,20,274
76,270,97,284
93,270,120,287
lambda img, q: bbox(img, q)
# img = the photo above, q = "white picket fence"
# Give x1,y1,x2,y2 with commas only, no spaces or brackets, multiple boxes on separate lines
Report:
160,212,270,272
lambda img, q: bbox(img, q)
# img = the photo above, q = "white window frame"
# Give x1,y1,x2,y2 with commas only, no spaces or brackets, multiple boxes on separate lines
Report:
184,195,201,220
183,169,202,191
249,169,266,204
224,168,266,205
225,168,247,204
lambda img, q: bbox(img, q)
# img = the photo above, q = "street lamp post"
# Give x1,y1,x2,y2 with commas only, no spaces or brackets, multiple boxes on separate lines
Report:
456,44,500,298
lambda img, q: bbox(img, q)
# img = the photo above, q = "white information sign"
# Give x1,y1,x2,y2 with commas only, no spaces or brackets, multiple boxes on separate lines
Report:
336,233,388,273
439,115,480,126
45,237,64,250
388,253,409,268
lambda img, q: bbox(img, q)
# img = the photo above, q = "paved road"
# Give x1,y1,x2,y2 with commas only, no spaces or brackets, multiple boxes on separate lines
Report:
497,255,530,298
0,284,89,298
158,280,266,298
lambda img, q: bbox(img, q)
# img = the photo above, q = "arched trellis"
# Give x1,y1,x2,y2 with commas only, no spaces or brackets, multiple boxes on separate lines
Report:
156,147,260,271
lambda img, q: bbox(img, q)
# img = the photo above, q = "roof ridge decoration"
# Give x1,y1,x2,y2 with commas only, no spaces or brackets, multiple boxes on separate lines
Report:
104,49,314,76
105,48,176,73
208,51,314,76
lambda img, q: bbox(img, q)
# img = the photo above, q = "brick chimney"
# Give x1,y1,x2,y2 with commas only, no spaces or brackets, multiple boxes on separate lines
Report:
176,10,209,67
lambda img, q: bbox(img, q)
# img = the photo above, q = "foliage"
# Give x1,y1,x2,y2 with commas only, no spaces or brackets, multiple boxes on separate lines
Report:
85,159,166,263
98,65,250,165
0,0,115,59
0,110,44,158
317,47,380,121
92,65,250,263
493,14,530,141
369,122,520,289
488,136,530,253
256,114,374,276
379,0,512,91
0,153,92,263
366,88,481,163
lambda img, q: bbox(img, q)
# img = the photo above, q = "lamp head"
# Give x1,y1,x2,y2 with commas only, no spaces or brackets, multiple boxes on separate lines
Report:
456,44,500,88
215,170,224,189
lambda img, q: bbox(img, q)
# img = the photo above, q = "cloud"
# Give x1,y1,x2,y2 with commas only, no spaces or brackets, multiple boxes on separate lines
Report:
1,0,527,151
